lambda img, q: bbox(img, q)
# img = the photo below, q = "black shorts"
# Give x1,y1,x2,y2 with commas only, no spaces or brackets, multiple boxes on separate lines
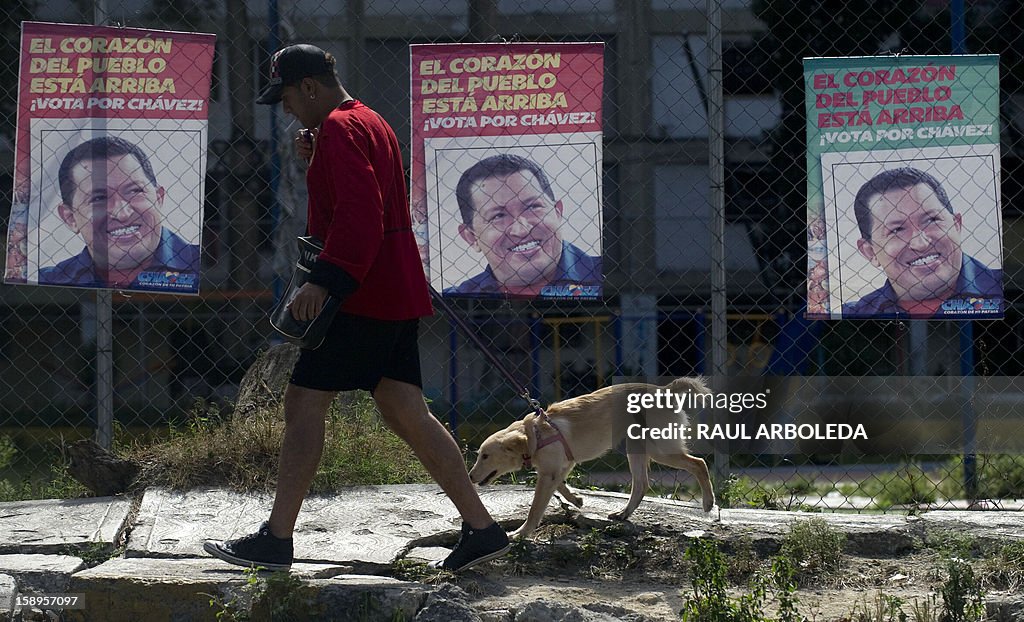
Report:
290,314,422,393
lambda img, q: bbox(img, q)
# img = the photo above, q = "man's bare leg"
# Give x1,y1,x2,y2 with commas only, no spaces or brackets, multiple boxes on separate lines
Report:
267,384,337,539
373,377,493,530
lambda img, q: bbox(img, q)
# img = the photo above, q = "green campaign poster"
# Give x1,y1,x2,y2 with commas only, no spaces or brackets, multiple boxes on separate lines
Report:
804,55,1002,319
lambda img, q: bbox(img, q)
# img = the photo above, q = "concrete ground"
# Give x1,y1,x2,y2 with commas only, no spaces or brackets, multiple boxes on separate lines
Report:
1,485,1023,621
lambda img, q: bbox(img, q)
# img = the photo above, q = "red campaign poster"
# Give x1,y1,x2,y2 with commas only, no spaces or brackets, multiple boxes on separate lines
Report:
410,42,604,301
5,22,215,295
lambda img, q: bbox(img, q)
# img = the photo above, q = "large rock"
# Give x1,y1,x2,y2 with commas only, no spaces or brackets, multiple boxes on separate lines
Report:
0,497,131,555
414,584,482,622
0,574,16,615
65,557,348,622
0,554,85,593
513,599,625,622
66,439,140,496
232,343,301,419
919,510,1024,544
987,593,1024,622
308,575,430,621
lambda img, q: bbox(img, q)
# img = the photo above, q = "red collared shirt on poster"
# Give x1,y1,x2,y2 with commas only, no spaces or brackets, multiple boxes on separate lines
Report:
306,100,432,320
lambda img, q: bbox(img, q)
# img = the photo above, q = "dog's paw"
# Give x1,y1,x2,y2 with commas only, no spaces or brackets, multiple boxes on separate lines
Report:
703,496,715,513
560,492,583,508
608,510,630,521
508,527,529,540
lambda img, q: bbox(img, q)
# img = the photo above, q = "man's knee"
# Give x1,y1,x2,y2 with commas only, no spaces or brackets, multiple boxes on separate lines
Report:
373,379,429,422
283,384,337,425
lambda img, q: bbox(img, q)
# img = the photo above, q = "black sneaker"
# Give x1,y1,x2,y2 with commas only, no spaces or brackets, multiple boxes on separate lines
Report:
428,522,511,572
203,521,293,572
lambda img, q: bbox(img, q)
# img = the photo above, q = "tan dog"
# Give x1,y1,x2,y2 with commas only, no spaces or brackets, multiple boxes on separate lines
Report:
469,377,715,539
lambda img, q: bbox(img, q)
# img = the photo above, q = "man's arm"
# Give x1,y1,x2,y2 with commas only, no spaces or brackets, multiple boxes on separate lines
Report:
306,119,383,300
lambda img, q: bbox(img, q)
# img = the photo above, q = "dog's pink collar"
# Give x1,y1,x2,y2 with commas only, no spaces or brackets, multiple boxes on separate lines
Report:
522,419,575,469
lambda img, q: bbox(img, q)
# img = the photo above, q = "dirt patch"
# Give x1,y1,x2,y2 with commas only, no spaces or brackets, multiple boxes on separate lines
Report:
402,517,1024,621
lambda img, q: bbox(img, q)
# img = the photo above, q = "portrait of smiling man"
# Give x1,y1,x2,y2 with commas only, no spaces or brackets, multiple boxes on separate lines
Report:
443,153,602,298
39,136,200,292
841,166,1002,318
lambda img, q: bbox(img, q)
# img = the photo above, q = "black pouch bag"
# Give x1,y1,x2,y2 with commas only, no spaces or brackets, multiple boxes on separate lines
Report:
270,237,342,349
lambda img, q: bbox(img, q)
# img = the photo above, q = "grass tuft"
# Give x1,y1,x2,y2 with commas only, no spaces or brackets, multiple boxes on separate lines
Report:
780,517,845,583
0,434,91,502
858,464,938,510
126,392,431,493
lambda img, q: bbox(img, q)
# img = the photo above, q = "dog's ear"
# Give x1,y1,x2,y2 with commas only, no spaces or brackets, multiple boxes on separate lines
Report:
501,428,528,454
522,413,538,458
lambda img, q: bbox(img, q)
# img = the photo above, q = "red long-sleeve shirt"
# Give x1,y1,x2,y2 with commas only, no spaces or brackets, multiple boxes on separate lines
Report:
306,100,432,320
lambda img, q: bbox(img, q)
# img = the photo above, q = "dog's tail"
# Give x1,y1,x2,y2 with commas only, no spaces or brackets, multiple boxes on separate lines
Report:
668,376,712,396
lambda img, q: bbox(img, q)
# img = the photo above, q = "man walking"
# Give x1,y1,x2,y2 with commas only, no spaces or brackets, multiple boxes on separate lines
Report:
204,44,509,572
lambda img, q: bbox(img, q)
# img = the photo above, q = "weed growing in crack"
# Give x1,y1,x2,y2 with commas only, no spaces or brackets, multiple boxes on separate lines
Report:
203,566,261,622
62,541,116,568
204,567,318,621
389,558,431,582
504,537,534,576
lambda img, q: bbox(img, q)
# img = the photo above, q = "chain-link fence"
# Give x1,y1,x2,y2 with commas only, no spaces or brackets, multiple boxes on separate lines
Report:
1,0,1023,512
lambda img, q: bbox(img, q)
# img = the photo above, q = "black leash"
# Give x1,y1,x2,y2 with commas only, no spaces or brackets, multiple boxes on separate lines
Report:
429,286,546,418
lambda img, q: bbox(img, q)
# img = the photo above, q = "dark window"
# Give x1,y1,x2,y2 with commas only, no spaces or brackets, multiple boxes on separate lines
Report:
723,41,773,96
726,165,781,222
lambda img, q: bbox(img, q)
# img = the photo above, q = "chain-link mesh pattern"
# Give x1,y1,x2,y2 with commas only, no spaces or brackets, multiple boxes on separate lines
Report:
1,0,1023,512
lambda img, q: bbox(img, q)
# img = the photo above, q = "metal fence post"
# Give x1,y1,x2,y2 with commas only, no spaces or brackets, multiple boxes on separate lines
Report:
95,293,113,450
92,0,114,451
706,0,728,490
448,317,459,434
951,0,978,502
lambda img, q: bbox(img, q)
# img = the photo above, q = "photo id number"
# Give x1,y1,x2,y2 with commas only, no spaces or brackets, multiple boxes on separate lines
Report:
14,593,86,610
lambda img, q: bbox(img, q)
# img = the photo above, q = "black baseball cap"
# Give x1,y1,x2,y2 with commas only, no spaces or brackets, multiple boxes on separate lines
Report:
257,44,335,105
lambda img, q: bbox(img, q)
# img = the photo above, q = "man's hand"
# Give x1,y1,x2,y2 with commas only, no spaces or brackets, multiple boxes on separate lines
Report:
295,129,317,164
288,282,328,322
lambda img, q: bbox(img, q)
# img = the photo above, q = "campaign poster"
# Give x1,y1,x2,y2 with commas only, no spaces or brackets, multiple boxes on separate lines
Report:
804,55,1003,319
411,42,604,301
4,22,215,295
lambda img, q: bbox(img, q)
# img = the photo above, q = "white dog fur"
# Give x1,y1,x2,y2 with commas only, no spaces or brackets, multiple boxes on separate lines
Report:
469,377,715,539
